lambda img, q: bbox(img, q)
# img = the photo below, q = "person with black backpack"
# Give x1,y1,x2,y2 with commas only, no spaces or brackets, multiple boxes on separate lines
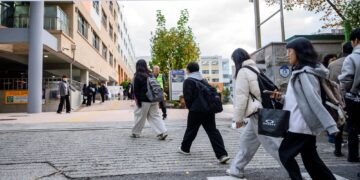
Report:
131,59,168,140
226,48,285,179
178,62,230,164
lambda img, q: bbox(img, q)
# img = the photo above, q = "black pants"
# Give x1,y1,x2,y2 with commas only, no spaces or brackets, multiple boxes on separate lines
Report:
345,98,360,161
86,95,92,106
279,132,336,180
57,95,71,113
92,93,96,103
159,100,167,118
100,93,105,102
334,125,344,154
181,111,228,159
82,95,87,104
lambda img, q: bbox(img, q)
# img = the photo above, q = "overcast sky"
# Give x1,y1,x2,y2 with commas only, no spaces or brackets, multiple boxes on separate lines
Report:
120,0,326,60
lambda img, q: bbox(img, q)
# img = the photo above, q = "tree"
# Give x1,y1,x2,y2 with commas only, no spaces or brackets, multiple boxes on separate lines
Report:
150,9,200,94
265,0,360,40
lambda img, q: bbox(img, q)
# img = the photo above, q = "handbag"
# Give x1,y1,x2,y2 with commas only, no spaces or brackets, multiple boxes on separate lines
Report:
258,108,290,138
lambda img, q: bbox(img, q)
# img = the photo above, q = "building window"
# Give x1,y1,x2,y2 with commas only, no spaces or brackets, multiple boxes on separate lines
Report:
212,61,218,65
92,1,99,14
92,31,100,50
109,53,113,66
114,34,117,43
212,78,219,82
77,13,88,38
201,61,208,65
212,70,219,74
109,24,113,39
102,10,107,29
202,70,209,74
109,1,113,12
102,43,107,60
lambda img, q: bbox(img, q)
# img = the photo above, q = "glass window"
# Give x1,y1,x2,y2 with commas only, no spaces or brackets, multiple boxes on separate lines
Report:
102,43,107,60
92,31,100,50
202,70,209,74
114,34,117,43
212,78,219,82
212,61,218,65
212,70,219,74
109,1,113,12
101,10,107,29
92,1,99,14
77,13,88,38
109,53,113,66
109,24,113,39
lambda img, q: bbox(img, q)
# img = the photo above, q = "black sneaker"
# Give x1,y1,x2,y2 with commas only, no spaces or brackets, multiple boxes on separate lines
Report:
334,151,344,157
56,112,61,114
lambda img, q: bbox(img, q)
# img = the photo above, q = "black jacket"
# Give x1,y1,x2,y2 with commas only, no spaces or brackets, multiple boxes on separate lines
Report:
183,78,210,111
134,73,151,103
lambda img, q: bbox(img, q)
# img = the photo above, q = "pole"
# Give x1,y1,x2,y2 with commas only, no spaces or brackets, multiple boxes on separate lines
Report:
28,1,44,113
279,0,286,42
253,0,261,49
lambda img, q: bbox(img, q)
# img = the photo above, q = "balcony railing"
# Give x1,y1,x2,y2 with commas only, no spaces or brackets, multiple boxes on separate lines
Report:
0,78,83,91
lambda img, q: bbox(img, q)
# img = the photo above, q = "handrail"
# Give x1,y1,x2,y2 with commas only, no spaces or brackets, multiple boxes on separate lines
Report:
0,78,84,91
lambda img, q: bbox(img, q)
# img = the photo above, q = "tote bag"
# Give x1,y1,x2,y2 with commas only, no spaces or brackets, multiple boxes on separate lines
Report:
258,108,290,138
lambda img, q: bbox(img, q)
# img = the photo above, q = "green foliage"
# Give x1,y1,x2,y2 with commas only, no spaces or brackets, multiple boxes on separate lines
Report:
120,79,130,89
222,88,231,104
265,0,360,36
150,9,200,94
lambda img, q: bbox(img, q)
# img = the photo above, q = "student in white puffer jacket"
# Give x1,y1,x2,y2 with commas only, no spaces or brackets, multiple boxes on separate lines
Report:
226,48,285,179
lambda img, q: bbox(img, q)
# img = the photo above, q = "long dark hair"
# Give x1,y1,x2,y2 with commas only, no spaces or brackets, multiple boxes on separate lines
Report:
286,37,319,70
135,59,150,77
232,48,251,79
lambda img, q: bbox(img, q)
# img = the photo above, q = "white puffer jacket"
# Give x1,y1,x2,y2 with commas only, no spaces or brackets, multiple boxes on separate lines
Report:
233,59,262,123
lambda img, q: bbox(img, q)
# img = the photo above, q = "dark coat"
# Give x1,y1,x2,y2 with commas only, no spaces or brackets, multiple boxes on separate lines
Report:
134,73,151,103
183,78,209,112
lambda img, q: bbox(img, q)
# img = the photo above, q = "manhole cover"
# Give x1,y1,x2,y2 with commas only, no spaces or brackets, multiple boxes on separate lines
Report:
0,118,17,121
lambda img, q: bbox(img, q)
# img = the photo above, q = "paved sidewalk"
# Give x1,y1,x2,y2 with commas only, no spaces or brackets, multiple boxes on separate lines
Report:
0,102,358,179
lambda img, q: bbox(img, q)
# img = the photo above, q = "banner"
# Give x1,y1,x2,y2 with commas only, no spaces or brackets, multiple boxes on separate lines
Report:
4,90,28,104
170,70,185,100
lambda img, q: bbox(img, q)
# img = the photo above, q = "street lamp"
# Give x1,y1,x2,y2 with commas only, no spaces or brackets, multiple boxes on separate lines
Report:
250,0,285,49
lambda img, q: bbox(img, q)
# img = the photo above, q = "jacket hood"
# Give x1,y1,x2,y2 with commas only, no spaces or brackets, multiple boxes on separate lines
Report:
354,44,360,54
293,63,329,79
187,71,203,80
242,59,256,67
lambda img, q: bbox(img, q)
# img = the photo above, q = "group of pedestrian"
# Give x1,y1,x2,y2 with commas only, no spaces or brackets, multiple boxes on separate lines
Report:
128,28,360,179
226,28,360,179
81,82,107,106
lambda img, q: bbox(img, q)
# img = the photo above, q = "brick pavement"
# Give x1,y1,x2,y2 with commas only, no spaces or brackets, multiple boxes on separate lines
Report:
0,118,357,179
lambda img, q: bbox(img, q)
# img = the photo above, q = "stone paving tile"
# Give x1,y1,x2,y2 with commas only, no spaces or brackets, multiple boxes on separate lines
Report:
0,119,356,179
0,163,67,180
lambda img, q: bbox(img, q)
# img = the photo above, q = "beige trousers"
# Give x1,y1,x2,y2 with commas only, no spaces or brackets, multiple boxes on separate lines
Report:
132,102,167,135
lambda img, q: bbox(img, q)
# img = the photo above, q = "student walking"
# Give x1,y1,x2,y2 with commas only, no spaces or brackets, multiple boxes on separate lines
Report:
226,48,284,178
57,75,71,114
99,83,108,103
328,42,353,157
178,62,230,164
272,37,338,180
86,82,94,106
131,59,168,140
153,66,167,120
339,28,360,163
82,84,88,105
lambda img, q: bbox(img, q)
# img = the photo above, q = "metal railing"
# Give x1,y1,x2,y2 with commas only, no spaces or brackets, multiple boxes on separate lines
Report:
0,78,83,91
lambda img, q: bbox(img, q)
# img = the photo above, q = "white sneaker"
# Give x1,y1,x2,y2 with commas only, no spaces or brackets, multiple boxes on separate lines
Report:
219,155,230,164
177,147,191,155
226,169,245,179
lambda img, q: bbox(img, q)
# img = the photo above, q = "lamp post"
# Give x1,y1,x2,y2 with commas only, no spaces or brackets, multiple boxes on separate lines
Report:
250,0,286,49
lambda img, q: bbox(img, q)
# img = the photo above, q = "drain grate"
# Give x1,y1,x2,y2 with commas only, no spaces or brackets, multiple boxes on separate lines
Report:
0,118,17,121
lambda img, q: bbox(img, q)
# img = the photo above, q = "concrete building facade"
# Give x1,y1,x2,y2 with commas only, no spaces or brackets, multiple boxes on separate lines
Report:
0,1,136,113
199,56,231,92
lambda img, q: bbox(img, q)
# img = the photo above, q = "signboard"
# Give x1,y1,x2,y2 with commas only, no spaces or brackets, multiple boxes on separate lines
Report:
279,65,291,78
170,70,185,100
4,90,28,104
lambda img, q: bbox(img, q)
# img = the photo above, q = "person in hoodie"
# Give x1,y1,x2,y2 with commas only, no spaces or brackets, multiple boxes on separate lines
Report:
226,48,285,179
339,28,360,163
272,37,339,180
178,62,230,164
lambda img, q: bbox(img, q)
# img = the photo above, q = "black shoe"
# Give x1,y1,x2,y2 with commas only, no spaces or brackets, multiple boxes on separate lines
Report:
334,151,344,157
163,115,167,120
66,111,71,113
57,111,61,114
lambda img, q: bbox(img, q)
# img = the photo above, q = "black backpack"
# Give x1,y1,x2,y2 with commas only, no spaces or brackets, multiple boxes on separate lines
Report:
243,66,280,109
188,78,223,113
